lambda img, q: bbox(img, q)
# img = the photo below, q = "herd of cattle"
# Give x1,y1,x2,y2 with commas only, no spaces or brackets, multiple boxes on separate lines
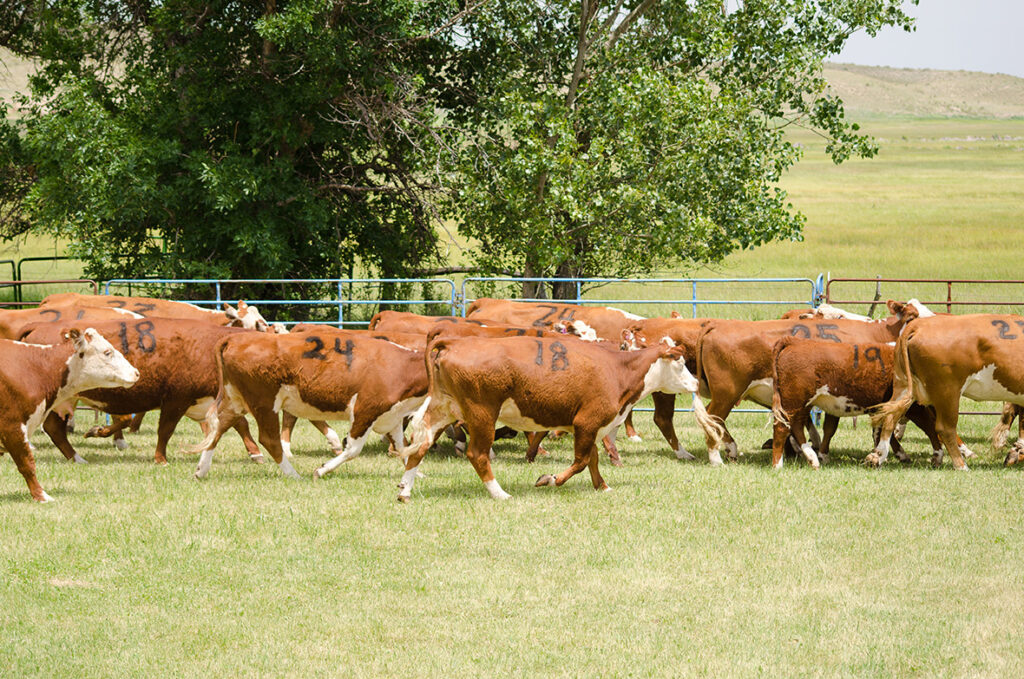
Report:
2,291,1024,503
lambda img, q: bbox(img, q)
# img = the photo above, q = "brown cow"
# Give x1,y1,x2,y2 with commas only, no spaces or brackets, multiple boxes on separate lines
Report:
466,297,644,342
993,403,1024,463
396,336,718,502
0,305,145,339
368,310,492,335
39,293,269,329
20,319,264,465
0,329,139,501
769,337,948,468
870,314,1024,469
694,301,920,466
190,330,429,480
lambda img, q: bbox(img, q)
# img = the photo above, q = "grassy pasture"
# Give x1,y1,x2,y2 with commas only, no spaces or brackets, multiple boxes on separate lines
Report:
4,410,1024,678
3,112,1024,677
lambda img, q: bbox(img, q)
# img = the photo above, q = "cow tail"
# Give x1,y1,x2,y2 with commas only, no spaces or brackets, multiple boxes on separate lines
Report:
184,337,230,455
771,337,794,430
692,324,724,448
871,326,916,432
400,340,449,460
992,402,1018,450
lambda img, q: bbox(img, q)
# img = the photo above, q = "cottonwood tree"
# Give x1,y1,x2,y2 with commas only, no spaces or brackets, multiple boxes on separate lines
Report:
0,0,461,291
446,0,916,298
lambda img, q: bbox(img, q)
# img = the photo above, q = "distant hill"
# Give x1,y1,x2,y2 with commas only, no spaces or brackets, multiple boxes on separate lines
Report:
823,63,1024,118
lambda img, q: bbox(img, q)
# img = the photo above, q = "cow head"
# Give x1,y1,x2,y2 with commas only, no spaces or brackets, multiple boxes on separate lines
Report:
648,342,698,394
224,300,271,331
552,319,598,341
63,328,140,391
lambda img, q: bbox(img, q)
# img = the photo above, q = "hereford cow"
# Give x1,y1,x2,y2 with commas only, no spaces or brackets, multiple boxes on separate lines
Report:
694,301,921,466
396,336,719,502
769,337,949,468
466,297,644,342
368,310,492,335
0,304,144,340
39,293,269,329
870,314,1024,469
190,330,429,480
20,319,264,465
0,329,139,502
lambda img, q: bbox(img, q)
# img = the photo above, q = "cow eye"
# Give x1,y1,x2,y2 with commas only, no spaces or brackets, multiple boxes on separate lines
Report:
104,350,113,357
78,352,84,359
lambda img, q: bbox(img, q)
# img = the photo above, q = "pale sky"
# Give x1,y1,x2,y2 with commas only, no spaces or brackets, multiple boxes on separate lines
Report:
836,0,1024,78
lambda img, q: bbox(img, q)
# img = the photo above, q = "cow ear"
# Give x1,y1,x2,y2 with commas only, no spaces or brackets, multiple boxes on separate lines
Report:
886,300,904,316
64,328,82,342
621,329,633,342
670,310,681,318
222,303,239,320
238,300,249,312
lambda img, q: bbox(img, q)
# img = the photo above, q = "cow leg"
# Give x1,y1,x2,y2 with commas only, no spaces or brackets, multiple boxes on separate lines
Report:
536,426,601,490
770,416,791,469
42,411,85,463
192,399,247,479
651,392,692,460
804,419,822,449
602,433,622,466
464,419,510,500
3,432,53,502
623,411,642,442
525,431,549,462
280,411,298,458
703,397,735,467
310,419,344,455
905,404,944,466
230,417,264,463
314,411,377,479
129,412,145,433
818,415,839,465
251,406,300,478
789,409,820,469
153,405,189,465
931,392,967,470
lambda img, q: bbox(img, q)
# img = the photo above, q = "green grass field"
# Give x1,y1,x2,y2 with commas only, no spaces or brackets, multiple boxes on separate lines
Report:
3,112,1024,678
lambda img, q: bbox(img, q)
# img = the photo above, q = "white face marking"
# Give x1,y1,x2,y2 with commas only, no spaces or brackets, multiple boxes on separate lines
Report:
496,398,572,433
559,320,598,341
814,303,871,322
642,356,698,397
961,364,1024,403
906,299,935,318
740,378,774,407
64,329,140,394
807,385,866,417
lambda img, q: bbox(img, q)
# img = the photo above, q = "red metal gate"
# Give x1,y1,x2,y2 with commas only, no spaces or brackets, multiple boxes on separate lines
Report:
826,277,1024,314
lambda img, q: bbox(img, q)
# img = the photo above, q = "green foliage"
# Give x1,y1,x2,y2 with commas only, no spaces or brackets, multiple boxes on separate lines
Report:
447,0,916,294
2,0,458,285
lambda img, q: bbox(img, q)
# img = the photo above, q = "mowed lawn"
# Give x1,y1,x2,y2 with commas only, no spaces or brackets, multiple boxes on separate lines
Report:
3,115,1024,678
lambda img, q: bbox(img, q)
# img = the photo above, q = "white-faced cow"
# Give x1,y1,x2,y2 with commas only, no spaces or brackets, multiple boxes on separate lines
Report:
20,319,265,465
0,329,139,502
694,301,921,466
870,314,1024,469
396,336,719,502
190,330,429,480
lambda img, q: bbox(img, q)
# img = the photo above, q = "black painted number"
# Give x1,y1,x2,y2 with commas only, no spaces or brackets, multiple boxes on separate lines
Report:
135,321,156,353
302,336,327,360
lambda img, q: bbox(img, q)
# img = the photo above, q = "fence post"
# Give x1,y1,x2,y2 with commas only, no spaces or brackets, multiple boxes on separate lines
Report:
691,280,698,318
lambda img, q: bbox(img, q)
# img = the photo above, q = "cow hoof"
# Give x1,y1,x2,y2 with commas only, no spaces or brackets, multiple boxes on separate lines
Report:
610,457,623,467
760,438,773,450
313,467,325,480
535,474,557,487
397,494,411,504
250,454,265,464
863,453,881,468
955,464,970,472
674,449,696,461
72,454,88,465
154,458,169,467
37,491,55,503
628,435,642,443
930,453,944,468
1004,450,1020,467
114,439,130,451
818,454,830,466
